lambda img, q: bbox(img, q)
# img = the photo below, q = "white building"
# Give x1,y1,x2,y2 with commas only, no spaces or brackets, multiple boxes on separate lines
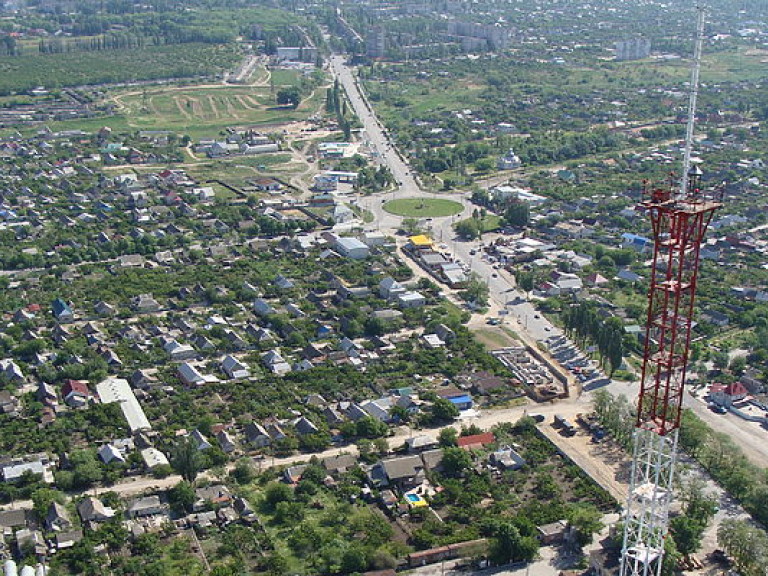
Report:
96,377,151,432
334,236,370,260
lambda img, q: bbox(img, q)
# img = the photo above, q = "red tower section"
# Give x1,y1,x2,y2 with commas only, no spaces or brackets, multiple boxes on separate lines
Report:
635,168,722,436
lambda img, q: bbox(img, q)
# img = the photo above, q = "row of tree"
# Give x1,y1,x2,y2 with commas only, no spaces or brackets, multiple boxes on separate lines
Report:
562,302,624,375
593,391,768,567
718,519,768,576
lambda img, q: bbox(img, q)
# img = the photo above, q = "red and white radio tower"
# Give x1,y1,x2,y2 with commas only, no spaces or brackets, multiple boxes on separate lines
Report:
619,8,722,576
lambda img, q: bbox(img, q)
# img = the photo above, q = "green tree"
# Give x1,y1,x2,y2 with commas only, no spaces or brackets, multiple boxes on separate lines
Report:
170,436,203,483
460,273,489,308
566,504,604,548
356,416,389,439
455,219,480,240
263,482,292,512
31,488,65,519
489,521,539,565
431,398,459,423
70,449,104,489
276,86,301,108
670,515,705,556
168,480,196,514
442,446,472,478
515,271,534,296
438,427,458,447
340,545,368,574
504,200,530,228
230,458,256,485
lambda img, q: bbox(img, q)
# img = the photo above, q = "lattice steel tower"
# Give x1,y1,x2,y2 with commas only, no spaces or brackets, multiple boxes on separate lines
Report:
619,8,721,576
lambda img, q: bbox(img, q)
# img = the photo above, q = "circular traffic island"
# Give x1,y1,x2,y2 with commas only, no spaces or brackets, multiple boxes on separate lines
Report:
382,198,463,218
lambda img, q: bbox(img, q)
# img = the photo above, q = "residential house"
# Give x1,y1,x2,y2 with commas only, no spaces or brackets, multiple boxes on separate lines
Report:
379,277,407,300
370,455,425,490
489,446,526,471
262,349,292,375
178,363,206,386
322,454,357,476
132,293,161,313
51,298,74,322
406,435,438,453
93,301,116,316
55,529,84,549
0,509,28,536
457,432,495,451
253,298,276,317
434,324,456,343
586,273,610,288
361,397,393,422
190,429,213,451
438,389,473,411
702,310,730,327
45,502,72,532
0,391,19,417
61,380,91,408
233,497,257,522
1,359,24,383
294,416,319,436
710,382,749,407
537,520,569,545
265,423,287,442
97,444,126,465
421,334,445,349
615,269,642,283
77,497,116,524
141,448,170,471
221,355,250,379
2,459,52,484
216,430,237,453
397,291,426,309
163,339,197,361
194,484,232,512
333,236,370,260
127,495,166,518
244,423,271,448
620,233,651,252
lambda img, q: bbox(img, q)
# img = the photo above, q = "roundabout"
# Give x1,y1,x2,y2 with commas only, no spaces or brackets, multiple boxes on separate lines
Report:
382,197,464,218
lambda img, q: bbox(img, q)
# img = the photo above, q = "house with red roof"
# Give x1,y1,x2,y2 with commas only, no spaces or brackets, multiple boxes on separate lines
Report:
457,432,495,451
61,380,92,408
709,381,749,407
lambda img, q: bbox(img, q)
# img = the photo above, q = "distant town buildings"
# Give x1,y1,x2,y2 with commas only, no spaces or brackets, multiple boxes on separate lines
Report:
615,37,651,61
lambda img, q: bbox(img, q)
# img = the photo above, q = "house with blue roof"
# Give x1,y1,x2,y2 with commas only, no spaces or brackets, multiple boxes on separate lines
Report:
51,298,74,322
621,232,652,252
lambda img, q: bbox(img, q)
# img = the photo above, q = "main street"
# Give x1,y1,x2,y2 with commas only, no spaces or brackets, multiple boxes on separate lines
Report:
329,54,559,343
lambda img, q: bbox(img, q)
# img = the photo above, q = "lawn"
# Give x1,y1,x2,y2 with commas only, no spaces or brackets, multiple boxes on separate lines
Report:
473,327,520,350
106,85,317,139
383,198,463,218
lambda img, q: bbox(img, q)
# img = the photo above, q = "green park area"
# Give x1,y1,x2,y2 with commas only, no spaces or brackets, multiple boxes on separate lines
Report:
383,198,463,218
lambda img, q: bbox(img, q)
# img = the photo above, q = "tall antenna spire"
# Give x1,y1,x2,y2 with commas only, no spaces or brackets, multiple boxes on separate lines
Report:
680,6,706,197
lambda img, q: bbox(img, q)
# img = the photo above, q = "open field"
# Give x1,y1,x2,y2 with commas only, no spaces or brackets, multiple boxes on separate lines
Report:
383,198,463,218
473,327,520,350
106,83,322,139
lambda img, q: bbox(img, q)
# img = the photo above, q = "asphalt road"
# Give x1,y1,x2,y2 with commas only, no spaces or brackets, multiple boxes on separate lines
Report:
330,54,560,344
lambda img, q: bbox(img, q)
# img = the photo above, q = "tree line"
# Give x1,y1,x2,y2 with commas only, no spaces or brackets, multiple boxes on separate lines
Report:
562,302,624,375
593,390,768,572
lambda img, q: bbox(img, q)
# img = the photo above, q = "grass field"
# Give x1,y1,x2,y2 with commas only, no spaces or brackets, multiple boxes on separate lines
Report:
383,197,463,217
106,83,320,139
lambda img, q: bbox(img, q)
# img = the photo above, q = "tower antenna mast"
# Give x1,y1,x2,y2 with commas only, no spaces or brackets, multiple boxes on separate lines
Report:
680,6,706,198
619,7,721,576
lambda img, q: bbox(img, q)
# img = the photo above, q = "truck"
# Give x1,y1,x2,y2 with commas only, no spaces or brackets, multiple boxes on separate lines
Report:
553,414,576,436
